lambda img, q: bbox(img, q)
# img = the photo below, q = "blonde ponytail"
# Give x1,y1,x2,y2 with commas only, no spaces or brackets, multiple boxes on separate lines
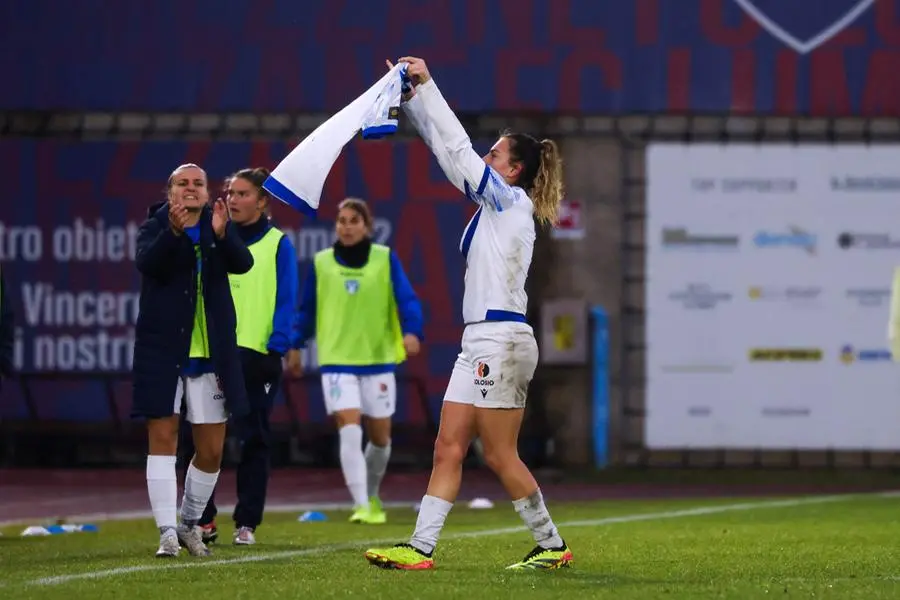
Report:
532,139,564,227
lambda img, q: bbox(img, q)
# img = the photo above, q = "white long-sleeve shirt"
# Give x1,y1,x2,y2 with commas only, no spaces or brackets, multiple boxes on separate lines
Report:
403,78,535,325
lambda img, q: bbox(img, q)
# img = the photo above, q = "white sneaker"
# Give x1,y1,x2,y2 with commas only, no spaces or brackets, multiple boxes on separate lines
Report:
233,526,256,546
176,524,211,557
155,528,180,558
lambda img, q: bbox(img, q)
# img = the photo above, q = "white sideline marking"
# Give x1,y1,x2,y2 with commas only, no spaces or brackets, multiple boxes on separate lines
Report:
0,500,416,528
15,492,892,588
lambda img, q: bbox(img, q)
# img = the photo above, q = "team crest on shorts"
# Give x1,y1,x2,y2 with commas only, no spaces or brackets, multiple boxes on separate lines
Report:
328,374,342,399
344,279,360,294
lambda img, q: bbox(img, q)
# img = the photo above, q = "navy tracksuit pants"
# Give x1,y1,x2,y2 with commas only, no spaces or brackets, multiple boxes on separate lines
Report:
181,370,280,530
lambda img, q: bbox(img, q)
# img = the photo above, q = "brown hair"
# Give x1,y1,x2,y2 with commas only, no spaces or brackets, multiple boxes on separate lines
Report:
229,167,273,215
337,197,374,231
502,131,565,227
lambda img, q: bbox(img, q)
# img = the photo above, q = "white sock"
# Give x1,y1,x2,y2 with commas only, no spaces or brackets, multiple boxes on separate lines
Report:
180,462,220,527
409,495,453,555
512,488,564,549
338,424,368,508
364,441,391,499
146,455,177,532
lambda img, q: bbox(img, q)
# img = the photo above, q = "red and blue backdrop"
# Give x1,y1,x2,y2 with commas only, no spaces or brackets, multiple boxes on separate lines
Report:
1,0,898,115
2,0,898,425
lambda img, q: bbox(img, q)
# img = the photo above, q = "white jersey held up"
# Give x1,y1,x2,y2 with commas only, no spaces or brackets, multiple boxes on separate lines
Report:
402,79,535,326
403,78,540,410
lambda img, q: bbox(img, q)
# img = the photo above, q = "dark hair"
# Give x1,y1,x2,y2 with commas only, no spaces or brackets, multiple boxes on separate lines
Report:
501,130,564,226
229,167,272,214
230,167,271,196
337,197,374,231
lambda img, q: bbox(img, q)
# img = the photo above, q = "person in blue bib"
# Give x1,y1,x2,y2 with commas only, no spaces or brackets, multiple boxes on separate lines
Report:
132,163,253,559
188,167,302,547
296,197,423,524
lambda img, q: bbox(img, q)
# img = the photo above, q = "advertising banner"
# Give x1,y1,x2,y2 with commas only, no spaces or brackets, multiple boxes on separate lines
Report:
646,143,900,449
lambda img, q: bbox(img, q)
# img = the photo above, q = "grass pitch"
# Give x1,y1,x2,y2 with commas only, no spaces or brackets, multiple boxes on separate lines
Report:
1,493,898,599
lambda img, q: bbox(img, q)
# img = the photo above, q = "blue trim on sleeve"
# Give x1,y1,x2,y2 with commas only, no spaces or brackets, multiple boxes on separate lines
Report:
267,234,300,355
460,206,483,259
476,164,491,195
294,261,317,348
490,189,503,212
262,175,318,220
361,123,398,140
463,180,476,203
388,250,424,340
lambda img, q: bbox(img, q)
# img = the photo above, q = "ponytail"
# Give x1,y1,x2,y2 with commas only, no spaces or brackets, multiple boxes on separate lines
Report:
532,139,564,227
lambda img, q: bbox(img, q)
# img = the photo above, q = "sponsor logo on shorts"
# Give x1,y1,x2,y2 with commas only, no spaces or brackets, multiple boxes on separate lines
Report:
474,362,494,395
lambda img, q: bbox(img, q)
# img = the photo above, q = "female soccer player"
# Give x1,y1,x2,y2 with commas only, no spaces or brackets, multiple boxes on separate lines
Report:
296,197,423,524
133,163,253,558
187,167,302,546
365,58,571,570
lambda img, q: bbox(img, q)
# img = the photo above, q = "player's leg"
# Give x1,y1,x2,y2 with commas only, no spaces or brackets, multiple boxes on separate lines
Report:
323,373,369,518
178,413,218,544
148,379,183,558
197,489,219,543
359,372,397,524
365,353,477,569
473,328,570,570
178,373,228,557
231,373,279,545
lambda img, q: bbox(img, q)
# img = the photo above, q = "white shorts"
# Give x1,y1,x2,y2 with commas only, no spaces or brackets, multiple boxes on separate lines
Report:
173,373,228,424
443,322,538,409
321,372,396,419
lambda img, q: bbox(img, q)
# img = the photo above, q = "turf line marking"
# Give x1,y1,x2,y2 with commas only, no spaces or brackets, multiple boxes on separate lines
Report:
0,501,417,528
14,492,891,587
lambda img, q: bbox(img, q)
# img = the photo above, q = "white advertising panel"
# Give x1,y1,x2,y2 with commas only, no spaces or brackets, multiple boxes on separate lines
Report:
646,143,900,450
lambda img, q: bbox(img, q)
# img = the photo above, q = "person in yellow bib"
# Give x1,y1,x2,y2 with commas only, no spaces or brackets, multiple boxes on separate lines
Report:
295,197,423,524
186,167,302,547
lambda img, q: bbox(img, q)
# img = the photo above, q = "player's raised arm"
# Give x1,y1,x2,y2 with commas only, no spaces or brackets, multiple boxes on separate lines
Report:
365,56,570,573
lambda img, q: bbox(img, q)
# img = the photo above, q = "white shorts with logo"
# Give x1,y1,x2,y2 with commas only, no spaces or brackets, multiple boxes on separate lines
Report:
321,372,396,419
443,322,539,409
172,373,229,424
